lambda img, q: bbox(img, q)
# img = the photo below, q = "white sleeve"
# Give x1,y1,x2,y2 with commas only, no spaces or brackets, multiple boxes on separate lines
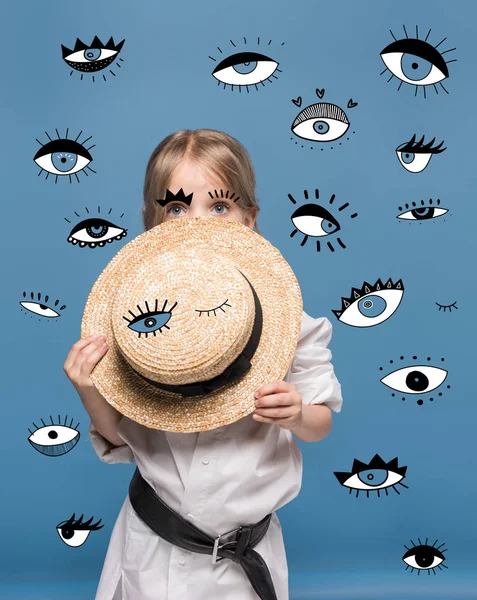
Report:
284,311,343,413
88,418,135,464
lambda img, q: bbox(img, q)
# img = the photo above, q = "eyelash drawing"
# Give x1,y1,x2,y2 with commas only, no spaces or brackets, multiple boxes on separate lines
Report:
380,25,456,98
397,198,449,222
288,188,358,252
379,355,451,405
396,134,446,173
61,36,125,81
208,189,240,203
196,299,231,316
123,299,177,338
156,188,193,207
19,291,66,320
209,37,283,92
34,129,96,183
28,415,80,457
290,89,357,149
402,538,448,574
56,514,104,548
334,453,409,498
436,301,458,313
64,206,128,248
332,278,404,327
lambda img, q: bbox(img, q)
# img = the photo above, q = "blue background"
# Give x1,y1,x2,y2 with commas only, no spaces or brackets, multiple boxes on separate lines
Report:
1,0,476,598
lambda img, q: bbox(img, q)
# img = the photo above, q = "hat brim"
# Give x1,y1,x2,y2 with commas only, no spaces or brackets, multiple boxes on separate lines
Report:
81,217,302,432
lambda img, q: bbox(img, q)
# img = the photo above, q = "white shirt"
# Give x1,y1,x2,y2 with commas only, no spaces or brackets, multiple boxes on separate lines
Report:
89,310,343,600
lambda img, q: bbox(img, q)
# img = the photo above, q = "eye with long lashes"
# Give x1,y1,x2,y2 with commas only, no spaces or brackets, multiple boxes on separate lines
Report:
56,513,104,548
195,299,231,317
435,301,458,313
380,25,457,98
402,538,448,574
290,89,357,149
34,129,96,183
28,415,80,457
289,188,358,252
334,453,409,498
379,355,451,405
397,198,449,222
123,299,177,338
61,36,125,81
209,37,283,92
64,206,128,248
396,134,446,173
332,278,404,327
19,291,66,320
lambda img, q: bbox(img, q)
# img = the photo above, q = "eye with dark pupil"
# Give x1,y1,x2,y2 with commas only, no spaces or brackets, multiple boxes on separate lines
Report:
406,370,429,392
145,318,157,328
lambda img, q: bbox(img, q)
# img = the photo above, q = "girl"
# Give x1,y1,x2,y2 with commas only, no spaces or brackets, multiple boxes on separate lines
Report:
63,129,343,600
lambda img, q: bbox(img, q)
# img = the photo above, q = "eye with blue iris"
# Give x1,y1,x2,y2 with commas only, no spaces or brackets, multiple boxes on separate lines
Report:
65,206,128,249
396,134,446,173
123,299,177,338
34,129,96,183
61,36,125,81
332,278,404,327
380,25,457,98
209,37,283,92
288,188,358,252
334,453,409,498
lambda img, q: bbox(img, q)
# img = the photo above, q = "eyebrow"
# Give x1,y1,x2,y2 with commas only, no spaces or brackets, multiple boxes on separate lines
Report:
156,189,193,207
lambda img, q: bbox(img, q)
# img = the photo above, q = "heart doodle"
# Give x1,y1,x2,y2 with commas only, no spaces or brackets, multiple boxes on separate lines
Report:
348,99,358,108
315,88,325,99
292,96,302,107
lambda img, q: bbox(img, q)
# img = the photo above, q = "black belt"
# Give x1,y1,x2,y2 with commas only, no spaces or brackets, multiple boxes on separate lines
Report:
128,466,278,600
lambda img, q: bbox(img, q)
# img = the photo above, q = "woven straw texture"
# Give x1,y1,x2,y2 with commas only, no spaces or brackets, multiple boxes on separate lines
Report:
81,217,303,433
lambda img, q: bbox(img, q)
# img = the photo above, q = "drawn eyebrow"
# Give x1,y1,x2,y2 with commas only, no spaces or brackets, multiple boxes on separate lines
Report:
208,189,240,202
156,189,193,207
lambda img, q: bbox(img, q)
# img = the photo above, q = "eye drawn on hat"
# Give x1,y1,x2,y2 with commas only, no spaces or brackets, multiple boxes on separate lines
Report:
209,37,283,92
61,36,125,81
334,454,408,498
397,198,450,222
380,25,456,98
28,415,80,457
332,278,404,327
402,538,448,574
396,135,446,173
19,291,66,320
123,299,177,338
379,355,450,406
435,301,458,313
196,299,231,317
34,129,96,183
289,188,358,252
290,89,357,149
56,514,104,547
64,206,128,248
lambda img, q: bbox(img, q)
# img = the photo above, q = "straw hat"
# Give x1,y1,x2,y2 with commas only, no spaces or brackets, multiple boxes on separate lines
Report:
81,217,302,433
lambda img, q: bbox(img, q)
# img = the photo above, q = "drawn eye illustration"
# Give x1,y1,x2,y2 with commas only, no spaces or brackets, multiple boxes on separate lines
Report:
402,538,448,574
334,454,408,498
196,299,231,316
397,198,449,221
34,129,96,183
124,299,177,338
380,25,456,97
379,355,450,405
289,188,358,252
396,134,446,173
28,415,80,457
19,291,66,320
56,514,104,548
290,89,357,149
436,301,458,313
332,278,404,327
62,36,125,81
65,206,128,248
209,37,283,92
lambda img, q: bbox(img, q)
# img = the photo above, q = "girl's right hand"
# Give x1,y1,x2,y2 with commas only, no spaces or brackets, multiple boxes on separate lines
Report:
63,334,109,392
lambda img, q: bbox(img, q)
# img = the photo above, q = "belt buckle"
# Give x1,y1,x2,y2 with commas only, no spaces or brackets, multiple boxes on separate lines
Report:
212,526,242,564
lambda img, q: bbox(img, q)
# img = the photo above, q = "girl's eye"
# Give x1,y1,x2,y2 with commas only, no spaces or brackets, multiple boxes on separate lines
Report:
166,204,185,216
213,203,229,214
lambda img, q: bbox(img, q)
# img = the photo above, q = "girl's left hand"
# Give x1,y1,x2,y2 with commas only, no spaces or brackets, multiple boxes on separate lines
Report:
253,380,303,430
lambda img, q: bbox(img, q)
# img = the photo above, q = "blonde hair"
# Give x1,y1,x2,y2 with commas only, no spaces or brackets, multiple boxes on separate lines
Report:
142,129,261,234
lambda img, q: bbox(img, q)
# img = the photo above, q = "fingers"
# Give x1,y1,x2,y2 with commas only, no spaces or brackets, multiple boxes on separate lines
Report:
64,334,103,370
254,391,297,407
254,380,295,399
63,335,109,384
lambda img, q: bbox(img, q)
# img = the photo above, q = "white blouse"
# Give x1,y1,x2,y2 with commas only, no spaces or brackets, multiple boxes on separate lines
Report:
89,311,343,600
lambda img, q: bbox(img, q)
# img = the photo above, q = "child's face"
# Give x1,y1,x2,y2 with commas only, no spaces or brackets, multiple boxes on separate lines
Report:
163,160,257,228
